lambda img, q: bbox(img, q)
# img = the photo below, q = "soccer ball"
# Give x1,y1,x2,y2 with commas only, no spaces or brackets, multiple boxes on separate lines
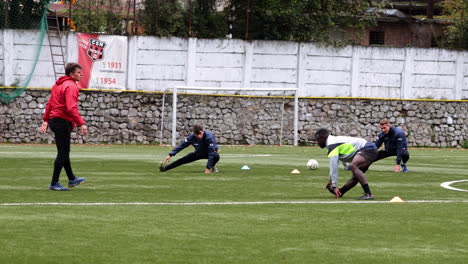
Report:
307,159,319,170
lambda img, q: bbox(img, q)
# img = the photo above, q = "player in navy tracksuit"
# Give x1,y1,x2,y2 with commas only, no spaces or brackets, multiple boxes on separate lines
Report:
374,119,410,172
159,125,220,173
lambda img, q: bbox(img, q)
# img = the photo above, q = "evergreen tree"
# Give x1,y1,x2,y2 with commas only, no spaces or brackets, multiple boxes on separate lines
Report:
140,0,187,37
72,0,125,34
227,0,380,43
442,0,468,50
187,0,227,38
0,0,6,29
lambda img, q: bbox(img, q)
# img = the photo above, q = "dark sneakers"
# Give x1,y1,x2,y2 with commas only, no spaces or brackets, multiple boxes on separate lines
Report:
401,164,409,172
69,177,86,188
49,182,70,191
357,193,374,200
49,178,85,191
159,163,166,172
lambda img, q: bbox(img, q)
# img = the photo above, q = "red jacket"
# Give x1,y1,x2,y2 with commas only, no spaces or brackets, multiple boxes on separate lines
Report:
43,76,85,128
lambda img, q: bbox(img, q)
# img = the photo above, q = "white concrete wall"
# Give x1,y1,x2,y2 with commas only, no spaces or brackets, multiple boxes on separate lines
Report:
131,36,187,91
1,30,467,99
195,38,245,88
462,50,468,99
15,30,53,87
0,29,64,88
357,47,405,98
0,31,4,85
303,45,353,97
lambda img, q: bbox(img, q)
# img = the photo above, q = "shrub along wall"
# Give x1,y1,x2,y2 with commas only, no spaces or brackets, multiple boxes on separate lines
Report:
0,89,466,148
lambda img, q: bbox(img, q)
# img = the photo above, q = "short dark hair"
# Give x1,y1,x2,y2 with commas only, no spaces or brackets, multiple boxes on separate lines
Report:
314,128,330,140
65,63,82,76
193,125,204,135
379,119,390,126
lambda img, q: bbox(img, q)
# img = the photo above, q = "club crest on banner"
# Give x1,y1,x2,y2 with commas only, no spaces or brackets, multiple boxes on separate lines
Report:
87,38,106,61
77,33,128,89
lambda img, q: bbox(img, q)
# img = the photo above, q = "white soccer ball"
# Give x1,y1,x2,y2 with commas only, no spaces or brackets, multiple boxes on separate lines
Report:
307,159,319,170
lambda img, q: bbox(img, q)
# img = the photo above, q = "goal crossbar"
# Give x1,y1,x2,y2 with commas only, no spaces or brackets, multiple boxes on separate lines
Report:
163,86,299,147
173,86,298,92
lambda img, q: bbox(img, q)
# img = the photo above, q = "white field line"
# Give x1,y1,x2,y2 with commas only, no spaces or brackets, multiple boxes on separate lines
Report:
1,200,468,206
440,180,468,192
222,154,273,157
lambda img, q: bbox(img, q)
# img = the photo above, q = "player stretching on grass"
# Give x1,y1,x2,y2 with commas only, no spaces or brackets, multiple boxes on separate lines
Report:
39,63,87,191
315,128,378,200
374,119,410,172
159,125,220,173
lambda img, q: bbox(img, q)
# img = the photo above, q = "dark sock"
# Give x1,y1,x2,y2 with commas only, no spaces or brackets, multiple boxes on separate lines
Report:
362,184,372,195
339,186,350,196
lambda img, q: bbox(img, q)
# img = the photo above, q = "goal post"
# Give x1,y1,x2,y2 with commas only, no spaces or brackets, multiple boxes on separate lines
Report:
164,86,299,147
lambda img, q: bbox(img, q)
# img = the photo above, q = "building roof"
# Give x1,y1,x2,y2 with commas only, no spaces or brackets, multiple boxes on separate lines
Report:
48,2,141,17
369,8,412,19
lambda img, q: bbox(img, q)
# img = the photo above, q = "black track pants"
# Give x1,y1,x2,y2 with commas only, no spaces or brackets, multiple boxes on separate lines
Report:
375,149,410,164
49,118,76,185
164,152,220,171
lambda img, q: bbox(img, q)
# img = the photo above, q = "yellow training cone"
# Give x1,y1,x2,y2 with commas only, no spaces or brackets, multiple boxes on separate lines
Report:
390,196,405,203
291,169,301,174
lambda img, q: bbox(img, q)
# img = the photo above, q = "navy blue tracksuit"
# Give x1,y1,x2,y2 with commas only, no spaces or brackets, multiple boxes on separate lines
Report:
374,126,410,165
164,130,220,171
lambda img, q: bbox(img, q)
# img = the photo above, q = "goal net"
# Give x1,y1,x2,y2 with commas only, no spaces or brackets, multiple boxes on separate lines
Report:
160,86,299,147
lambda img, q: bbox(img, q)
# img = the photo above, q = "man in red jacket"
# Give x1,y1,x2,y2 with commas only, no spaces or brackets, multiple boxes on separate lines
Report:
39,63,88,191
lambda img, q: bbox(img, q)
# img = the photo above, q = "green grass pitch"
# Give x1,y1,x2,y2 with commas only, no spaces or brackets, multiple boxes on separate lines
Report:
0,144,467,264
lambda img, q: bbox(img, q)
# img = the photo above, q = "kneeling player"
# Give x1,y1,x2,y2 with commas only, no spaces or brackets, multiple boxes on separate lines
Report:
374,119,410,172
315,128,378,200
159,125,220,173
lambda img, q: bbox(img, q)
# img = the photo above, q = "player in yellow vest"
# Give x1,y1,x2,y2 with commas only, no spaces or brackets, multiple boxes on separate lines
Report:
315,128,378,200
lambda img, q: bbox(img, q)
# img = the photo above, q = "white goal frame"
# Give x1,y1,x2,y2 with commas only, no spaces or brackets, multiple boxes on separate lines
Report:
162,86,299,147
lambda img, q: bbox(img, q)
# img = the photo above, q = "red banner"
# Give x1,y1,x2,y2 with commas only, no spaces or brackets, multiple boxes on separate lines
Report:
77,33,127,90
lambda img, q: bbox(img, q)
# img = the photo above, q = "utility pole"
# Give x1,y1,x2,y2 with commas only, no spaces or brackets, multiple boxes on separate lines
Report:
133,0,137,35
188,0,193,37
126,0,131,35
245,0,250,40
427,0,434,19
461,1,465,48
4,0,9,28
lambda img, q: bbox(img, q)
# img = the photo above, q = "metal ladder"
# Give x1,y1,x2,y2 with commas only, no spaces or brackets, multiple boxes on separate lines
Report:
46,12,66,80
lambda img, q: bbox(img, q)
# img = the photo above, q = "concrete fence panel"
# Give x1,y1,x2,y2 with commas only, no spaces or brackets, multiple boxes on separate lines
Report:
0,30,467,100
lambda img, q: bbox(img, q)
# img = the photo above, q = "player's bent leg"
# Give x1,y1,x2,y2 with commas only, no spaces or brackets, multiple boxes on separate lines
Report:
374,150,393,163
402,149,410,163
401,150,410,172
350,152,376,199
339,178,359,197
213,152,220,164
161,152,202,172
348,155,369,185
360,166,370,174
211,152,220,172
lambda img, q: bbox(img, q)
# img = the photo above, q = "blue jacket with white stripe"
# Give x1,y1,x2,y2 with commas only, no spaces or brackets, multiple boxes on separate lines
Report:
374,126,408,164
169,130,218,169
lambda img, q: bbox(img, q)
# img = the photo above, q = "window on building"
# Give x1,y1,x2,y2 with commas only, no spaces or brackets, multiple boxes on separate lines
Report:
369,31,385,45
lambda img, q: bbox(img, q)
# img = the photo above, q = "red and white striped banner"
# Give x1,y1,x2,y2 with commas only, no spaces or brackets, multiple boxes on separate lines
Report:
77,33,127,90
